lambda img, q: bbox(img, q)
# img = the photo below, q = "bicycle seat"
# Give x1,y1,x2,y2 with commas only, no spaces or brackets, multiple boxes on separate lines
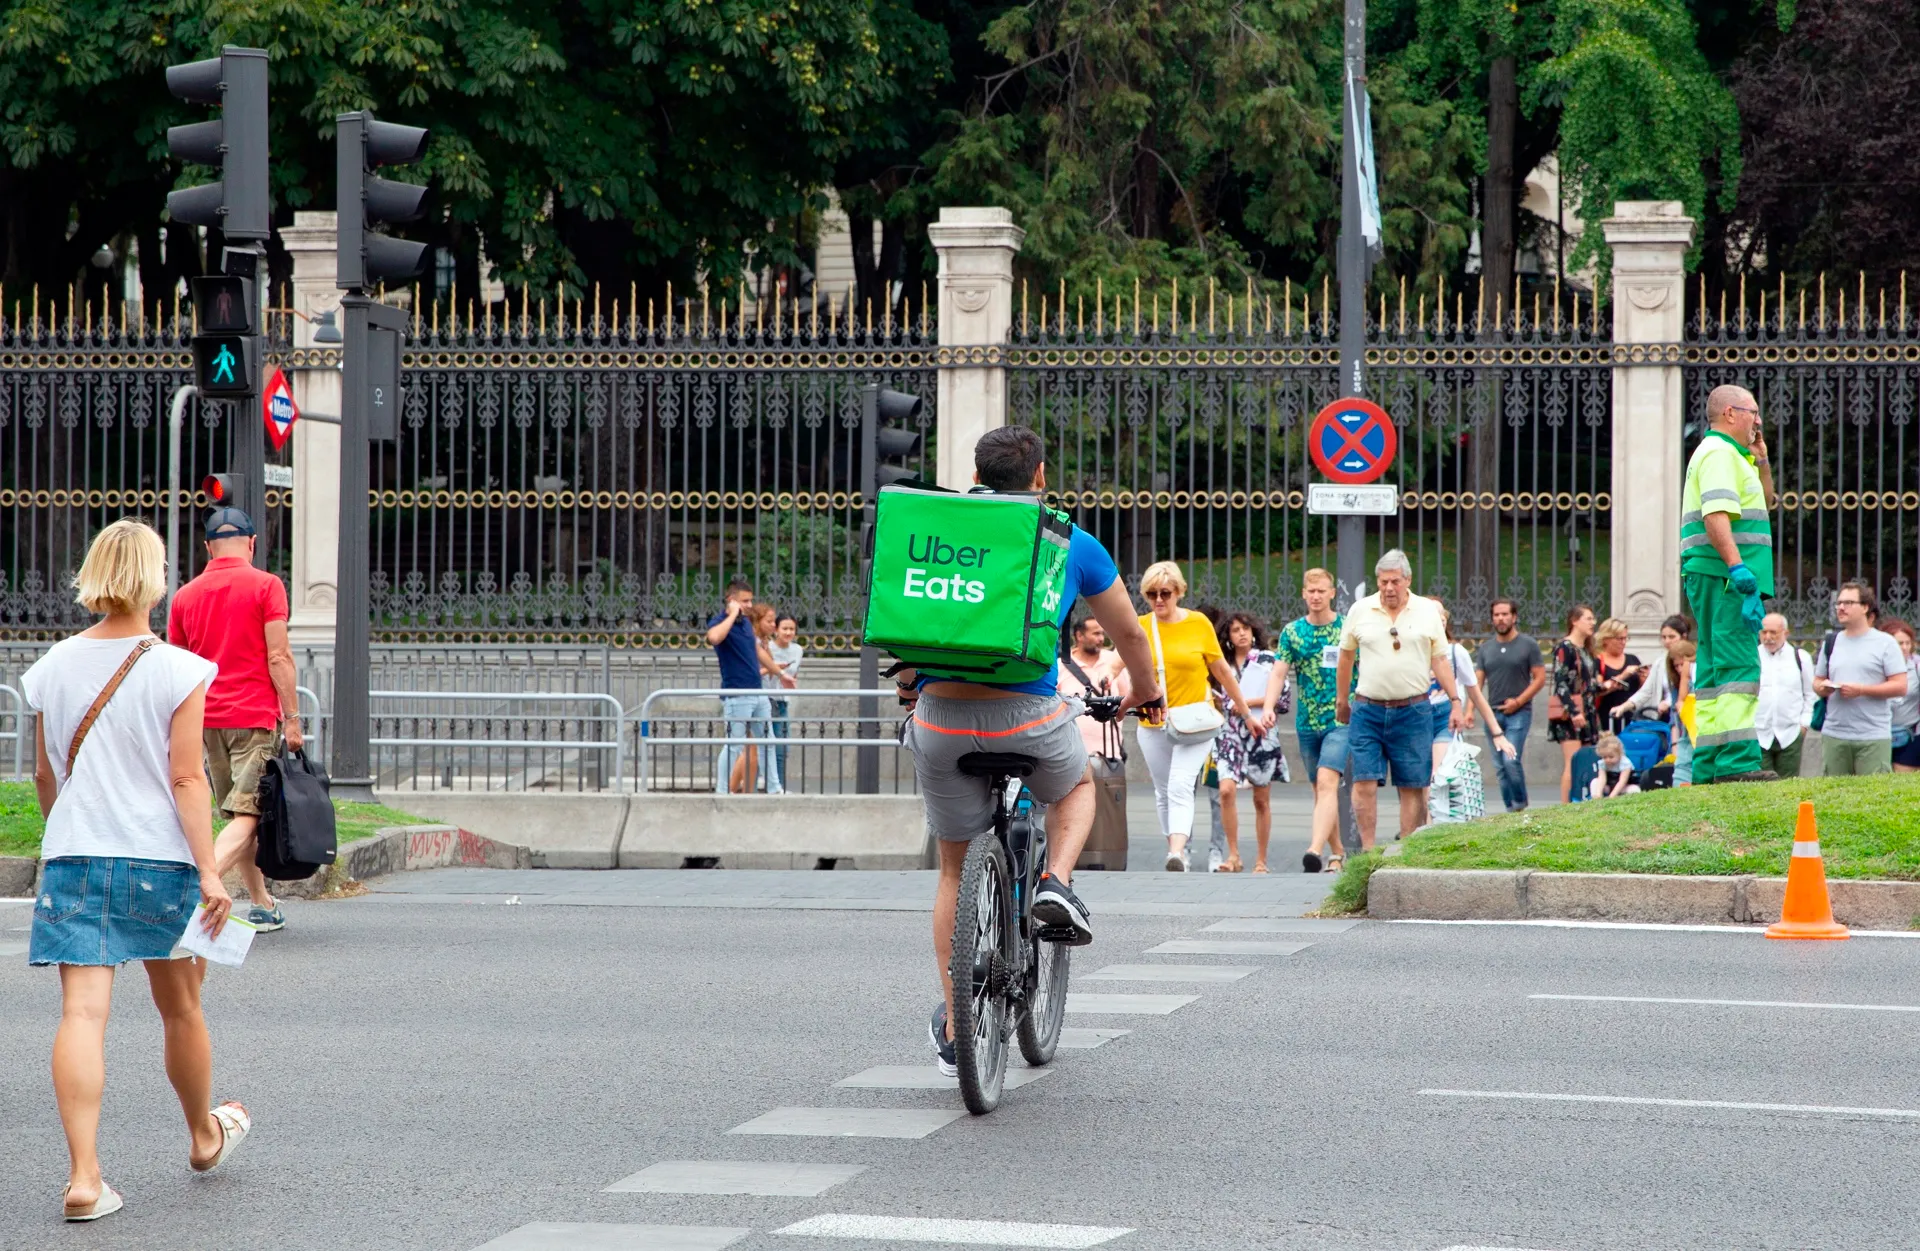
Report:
956,751,1038,779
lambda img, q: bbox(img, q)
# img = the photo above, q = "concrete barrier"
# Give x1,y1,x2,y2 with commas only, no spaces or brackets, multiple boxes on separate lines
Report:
1369,866,1920,928
620,794,932,870
376,792,630,868
1,855,37,897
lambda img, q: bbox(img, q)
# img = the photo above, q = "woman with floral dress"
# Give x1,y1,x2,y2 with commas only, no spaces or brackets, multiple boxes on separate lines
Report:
1213,612,1285,873
1551,604,1600,802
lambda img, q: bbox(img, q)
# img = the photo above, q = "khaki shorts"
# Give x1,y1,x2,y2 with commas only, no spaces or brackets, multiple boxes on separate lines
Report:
206,727,280,817
904,692,1090,841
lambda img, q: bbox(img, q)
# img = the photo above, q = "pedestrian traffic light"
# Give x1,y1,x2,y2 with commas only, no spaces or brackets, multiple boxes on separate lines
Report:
201,473,246,506
192,273,258,335
336,111,430,291
194,334,262,397
866,387,924,489
164,47,270,241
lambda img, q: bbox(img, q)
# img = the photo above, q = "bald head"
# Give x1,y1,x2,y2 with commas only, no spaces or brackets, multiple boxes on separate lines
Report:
1707,384,1761,449
1760,612,1788,651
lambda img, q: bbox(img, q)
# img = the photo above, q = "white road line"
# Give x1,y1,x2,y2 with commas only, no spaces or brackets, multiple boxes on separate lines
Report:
1386,918,1920,938
604,1161,867,1197
471,1223,749,1250
1057,1027,1130,1049
1144,939,1313,956
1434,1245,1567,1250
1078,963,1256,983
1421,1088,1920,1119
727,1107,964,1138
1531,993,1920,1013
835,1064,1050,1090
1063,993,1196,1015
775,1214,1133,1247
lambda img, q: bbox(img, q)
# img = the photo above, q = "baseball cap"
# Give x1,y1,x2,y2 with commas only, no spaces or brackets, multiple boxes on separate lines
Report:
205,507,256,539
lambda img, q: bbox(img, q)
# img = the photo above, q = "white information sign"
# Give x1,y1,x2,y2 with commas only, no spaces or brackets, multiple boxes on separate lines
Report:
263,464,294,488
1307,483,1399,516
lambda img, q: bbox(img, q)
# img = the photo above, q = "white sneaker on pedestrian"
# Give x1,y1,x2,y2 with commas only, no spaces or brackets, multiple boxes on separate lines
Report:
1207,849,1223,873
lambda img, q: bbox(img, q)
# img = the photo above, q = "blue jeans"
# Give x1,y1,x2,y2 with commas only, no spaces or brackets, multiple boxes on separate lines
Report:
716,694,783,794
1490,706,1531,810
1348,699,1436,789
769,698,791,788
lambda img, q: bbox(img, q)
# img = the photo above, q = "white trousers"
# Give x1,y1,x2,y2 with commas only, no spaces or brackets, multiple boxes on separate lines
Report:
1137,726,1213,840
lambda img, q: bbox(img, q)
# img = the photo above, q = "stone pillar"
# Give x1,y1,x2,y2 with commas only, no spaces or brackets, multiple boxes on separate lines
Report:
1603,201,1693,651
927,207,1024,491
281,211,343,647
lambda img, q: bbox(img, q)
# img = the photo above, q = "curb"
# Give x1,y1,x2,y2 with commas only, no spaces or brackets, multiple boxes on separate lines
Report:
1367,867,1920,930
244,825,535,900
0,855,36,898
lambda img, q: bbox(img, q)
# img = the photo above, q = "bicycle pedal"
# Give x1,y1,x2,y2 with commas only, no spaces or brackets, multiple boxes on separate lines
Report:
1035,925,1081,944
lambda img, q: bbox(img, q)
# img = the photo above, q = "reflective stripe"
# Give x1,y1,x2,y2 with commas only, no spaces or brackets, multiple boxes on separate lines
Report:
1792,840,1823,859
1693,726,1758,747
1699,488,1742,504
1686,533,1773,552
1695,681,1760,700
1680,534,1714,551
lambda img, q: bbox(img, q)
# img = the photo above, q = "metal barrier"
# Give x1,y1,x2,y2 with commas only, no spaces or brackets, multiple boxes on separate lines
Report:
0,683,25,779
370,690,626,792
634,687,912,794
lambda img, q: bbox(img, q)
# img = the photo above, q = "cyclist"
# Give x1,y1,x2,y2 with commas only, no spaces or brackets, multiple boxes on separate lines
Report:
893,426,1162,1076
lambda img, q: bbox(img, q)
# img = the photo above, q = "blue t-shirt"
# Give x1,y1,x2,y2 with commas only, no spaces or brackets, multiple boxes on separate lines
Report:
708,611,761,691
991,525,1120,697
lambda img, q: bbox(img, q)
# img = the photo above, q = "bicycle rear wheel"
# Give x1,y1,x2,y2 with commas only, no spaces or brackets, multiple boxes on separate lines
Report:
1017,929,1070,1065
949,834,1013,1115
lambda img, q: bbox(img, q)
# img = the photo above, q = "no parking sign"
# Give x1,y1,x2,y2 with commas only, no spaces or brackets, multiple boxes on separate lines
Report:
262,367,298,451
1308,397,1396,484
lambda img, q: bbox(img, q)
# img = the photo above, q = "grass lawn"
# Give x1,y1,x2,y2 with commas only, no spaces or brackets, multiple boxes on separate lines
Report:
0,781,433,860
1399,774,1920,881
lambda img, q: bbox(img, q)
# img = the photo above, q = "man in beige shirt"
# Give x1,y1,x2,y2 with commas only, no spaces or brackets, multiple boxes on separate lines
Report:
1335,550,1464,845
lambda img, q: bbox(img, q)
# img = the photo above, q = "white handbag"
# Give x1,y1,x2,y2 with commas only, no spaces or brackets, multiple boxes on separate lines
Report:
1149,614,1225,745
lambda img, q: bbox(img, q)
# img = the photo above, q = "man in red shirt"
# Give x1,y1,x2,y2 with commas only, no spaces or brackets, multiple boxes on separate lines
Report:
167,508,303,931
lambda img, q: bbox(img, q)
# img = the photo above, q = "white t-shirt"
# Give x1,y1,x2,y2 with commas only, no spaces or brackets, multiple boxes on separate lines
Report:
1429,643,1479,705
21,635,217,864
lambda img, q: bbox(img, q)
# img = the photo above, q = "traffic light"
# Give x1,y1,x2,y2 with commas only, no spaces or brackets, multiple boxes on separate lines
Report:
193,334,262,397
201,473,246,507
336,111,429,291
865,387,924,489
164,47,269,241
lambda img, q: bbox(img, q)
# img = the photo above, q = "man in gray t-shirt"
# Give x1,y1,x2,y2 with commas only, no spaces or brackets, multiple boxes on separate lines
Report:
1474,600,1548,811
1813,581,1911,775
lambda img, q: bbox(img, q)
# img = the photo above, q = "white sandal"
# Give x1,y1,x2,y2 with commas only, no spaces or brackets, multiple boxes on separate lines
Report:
63,1183,123,1221
191,1101,252,1174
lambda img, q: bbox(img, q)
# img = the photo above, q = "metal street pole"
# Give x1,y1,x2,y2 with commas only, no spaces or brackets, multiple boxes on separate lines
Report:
232,246,269,565
856,384,881,794
331,292,376,801
1336,0,1369,615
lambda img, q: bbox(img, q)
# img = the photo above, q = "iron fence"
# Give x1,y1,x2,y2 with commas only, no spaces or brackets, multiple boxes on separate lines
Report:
1684,277,1920,629
0,303,294,637
1007,280,1613,634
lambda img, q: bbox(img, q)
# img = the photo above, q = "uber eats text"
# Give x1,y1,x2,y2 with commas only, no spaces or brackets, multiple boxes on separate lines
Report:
902,533,991,603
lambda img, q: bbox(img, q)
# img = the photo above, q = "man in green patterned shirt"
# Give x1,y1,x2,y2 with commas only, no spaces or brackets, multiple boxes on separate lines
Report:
1275,568,1354,871
1680,384,1780,783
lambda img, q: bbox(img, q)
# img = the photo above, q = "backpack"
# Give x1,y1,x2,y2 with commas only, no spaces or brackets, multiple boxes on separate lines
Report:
863,481,1074,684
1810,630,1837,732
254,749,338,880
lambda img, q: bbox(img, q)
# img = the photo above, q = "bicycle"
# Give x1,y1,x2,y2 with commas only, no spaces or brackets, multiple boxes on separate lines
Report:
946,694,1129,1115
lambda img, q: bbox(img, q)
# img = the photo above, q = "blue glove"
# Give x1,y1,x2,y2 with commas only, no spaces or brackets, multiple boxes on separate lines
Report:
1740,591,1767,635
1728,562,1759,596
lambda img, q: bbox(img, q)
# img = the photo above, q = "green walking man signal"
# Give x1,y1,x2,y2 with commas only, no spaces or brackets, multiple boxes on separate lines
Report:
194,335,261,398
211,344,238,384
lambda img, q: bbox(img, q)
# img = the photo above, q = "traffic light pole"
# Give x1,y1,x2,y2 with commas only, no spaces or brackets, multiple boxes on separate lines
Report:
856,385,881,795
331,293,377,801
233,246,269,565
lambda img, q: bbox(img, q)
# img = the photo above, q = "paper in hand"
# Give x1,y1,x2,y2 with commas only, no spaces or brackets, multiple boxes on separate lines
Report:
176,904,259,967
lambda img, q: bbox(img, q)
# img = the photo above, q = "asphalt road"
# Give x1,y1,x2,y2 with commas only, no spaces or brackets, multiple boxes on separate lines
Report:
4,868,1917,1251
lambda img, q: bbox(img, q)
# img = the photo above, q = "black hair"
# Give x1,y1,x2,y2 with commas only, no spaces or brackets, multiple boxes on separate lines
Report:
974,425,1045,492
1217,611,1271,654
1660,613,1693,639
1490,597,1520,616
775,614,797,629
1842,579,1879,618
724,578,753,598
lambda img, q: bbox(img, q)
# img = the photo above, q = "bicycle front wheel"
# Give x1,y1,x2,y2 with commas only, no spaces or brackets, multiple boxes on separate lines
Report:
1017,928,1070,1065
949,834,1013,1115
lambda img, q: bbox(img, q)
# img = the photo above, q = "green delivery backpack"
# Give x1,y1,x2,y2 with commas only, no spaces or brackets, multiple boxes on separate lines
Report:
863,482,1074,684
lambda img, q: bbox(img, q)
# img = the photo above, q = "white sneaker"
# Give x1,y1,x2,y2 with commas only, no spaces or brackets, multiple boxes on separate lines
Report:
1165,850,1186,872
1207,849,1224,873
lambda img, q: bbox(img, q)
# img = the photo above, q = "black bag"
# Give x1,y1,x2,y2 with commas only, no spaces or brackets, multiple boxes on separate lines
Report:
1809,630,1837,732
254,749,337,880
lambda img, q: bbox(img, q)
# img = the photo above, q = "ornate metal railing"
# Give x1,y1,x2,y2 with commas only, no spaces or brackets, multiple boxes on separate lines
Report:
0,302,293,637
1684,276,1920,629
1007,279,1614,634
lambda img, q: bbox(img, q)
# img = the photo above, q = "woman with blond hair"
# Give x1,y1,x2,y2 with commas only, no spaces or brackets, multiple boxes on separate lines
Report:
1589,616,1647,732
22,518,249,1221
1136,562,1263,871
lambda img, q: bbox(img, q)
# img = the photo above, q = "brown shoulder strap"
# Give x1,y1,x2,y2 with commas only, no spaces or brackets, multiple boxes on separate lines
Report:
66,637,157,776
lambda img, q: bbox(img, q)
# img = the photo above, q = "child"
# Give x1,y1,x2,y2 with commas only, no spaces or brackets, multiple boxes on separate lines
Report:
1589,733,1640,799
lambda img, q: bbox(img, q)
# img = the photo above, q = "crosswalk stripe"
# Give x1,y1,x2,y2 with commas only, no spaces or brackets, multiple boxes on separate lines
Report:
835,1065,1050,1090
727,1107,963,1138
1057,1027,1130,1048
775,1213,1133,1247
1063,993,1196,1015
470,1222,749,1250
603,1161,867,1197
1078,963,1256,983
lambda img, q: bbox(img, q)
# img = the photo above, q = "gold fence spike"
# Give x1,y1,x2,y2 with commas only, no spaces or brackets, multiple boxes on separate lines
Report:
1398,276,1407,337
1171,277,1179,335
1208,276,1215,335
1096,278,1104,335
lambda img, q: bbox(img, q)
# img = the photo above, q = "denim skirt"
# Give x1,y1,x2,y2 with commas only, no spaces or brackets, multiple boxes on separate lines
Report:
29,856,199,967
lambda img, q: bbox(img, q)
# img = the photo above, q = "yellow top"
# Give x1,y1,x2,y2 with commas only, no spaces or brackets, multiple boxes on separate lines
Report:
1142,610,1223,706
1338,592,1448,700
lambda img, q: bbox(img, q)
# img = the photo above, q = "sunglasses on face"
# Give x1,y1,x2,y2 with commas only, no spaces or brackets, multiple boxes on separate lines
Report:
1145,589,1175,601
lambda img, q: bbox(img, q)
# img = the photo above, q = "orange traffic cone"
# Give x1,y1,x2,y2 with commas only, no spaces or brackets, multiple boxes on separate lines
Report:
1765,802,1849,940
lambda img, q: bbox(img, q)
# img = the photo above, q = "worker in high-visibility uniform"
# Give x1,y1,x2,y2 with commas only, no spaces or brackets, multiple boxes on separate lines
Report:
1679,384,1779,783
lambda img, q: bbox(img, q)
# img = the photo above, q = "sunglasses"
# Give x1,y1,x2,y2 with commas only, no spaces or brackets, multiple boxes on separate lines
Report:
1144,589,1176,601
1390,626,1401,651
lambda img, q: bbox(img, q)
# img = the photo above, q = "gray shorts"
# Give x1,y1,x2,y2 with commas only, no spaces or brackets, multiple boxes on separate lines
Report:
904,691,1090,840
